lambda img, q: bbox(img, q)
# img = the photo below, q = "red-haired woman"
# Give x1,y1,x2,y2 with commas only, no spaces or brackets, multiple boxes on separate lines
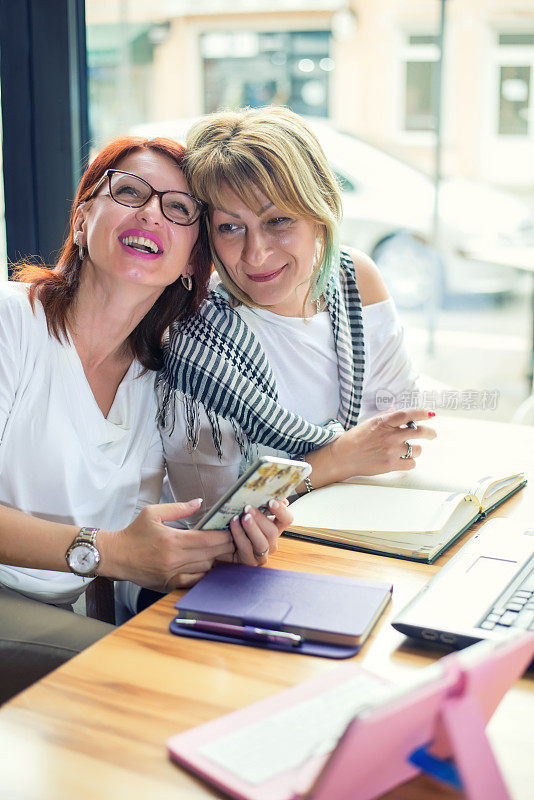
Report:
0,136,292,702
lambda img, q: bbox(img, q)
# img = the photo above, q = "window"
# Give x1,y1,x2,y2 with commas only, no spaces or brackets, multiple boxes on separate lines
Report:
402,34,440,132
0,74,7,280
495,34,534,137
86,20,169,145
202,30,331,117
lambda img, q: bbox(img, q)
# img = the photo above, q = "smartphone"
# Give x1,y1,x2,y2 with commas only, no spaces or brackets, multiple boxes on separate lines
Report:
197,456,312,530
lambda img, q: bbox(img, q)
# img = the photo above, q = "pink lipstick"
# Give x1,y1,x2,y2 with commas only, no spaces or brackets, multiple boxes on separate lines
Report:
247,266,286,283
118,228,164,260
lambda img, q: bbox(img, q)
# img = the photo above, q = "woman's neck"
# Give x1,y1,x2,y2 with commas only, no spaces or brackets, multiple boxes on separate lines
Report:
68,263,163,368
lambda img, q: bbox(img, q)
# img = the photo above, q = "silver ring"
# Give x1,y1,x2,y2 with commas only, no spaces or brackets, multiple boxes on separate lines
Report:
253,547,269,559
400,442,413,460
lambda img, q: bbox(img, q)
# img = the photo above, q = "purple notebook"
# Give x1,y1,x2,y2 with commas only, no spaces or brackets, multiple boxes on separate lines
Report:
169,563,392,659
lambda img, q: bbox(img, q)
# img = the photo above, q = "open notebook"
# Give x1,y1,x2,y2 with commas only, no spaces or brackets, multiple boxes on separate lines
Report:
286,416,528,563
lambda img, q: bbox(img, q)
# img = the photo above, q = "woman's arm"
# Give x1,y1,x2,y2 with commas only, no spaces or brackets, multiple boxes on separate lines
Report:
299,249,434,488
0,498,293,593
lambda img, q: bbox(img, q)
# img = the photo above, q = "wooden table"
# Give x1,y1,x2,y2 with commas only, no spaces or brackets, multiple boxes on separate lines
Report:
1,421,534,799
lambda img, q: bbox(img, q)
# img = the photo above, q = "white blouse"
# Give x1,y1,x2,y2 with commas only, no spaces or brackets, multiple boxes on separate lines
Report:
0,282,165,604
163,297,418,523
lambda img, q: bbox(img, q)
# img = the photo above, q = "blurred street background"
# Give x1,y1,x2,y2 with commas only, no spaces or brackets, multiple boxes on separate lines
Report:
4,0,534,422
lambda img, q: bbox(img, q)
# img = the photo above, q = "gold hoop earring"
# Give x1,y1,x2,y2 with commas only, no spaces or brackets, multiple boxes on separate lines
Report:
181,274,193,291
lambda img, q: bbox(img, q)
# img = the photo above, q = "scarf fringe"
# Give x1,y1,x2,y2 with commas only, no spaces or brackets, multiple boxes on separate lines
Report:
230,417,255,462
158,379,255,461
156,376,175,433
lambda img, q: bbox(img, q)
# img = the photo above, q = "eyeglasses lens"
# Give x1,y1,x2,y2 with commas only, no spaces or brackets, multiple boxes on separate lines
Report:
108,172,200,225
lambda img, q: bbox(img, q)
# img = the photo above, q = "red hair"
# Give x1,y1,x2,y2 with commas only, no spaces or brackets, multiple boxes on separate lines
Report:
13,136,211,370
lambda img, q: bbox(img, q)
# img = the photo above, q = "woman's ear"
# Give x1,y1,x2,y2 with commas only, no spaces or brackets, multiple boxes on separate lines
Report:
72,206,87,244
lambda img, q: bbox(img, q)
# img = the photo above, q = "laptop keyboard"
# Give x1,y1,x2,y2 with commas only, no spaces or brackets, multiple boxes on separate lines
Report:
479,568,534,632
198,671,388,786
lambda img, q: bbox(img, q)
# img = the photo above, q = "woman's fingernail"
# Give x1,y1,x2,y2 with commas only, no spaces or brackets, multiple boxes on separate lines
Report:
190,498,203,507
243,505,252,514
428,411,436,418
243,514,252,523
232,515,239,524
268,499,279,510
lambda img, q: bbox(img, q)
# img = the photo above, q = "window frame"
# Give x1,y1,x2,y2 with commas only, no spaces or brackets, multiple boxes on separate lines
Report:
492,32,534,139
0,0,89,271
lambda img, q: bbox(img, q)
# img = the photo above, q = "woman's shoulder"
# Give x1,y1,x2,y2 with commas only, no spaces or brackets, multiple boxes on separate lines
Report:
0,281,39,328
0,279,30,305
168,284,240,343
340,247,389,307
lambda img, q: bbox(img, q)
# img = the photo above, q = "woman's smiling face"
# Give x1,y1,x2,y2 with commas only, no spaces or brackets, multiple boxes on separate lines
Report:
77,150,199,291
210,184,318,317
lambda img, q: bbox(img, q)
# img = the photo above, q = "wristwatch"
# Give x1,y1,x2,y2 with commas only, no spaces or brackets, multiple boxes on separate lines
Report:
65,527,101,577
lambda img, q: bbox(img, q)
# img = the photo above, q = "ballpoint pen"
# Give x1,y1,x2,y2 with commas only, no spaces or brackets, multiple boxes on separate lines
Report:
172,616,303,646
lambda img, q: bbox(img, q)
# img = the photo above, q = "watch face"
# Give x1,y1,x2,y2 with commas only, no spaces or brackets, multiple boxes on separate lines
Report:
69,544,98,576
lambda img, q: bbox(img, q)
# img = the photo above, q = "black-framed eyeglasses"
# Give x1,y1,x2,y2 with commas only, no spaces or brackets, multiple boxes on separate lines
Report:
89,169,206,226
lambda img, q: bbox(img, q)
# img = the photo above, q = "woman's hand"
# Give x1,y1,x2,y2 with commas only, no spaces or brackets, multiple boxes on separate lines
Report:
223,499,294,566
99,496,294,592
99,499,237,592
306,409,437,487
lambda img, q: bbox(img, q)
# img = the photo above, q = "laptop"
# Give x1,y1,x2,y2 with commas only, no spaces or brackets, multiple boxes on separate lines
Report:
392,518,534,649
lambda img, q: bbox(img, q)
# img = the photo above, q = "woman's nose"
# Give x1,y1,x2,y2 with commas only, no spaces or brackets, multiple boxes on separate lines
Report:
135,195,163,225
242,229,272,267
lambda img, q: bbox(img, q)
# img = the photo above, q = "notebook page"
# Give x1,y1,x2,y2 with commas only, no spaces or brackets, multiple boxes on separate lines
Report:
345,415,527,494
290,484,465,535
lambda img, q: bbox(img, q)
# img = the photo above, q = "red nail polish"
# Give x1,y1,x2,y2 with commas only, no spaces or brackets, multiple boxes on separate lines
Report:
428,411,436,418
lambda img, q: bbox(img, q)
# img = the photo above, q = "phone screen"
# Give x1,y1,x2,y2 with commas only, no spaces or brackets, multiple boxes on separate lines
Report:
198,457,311,530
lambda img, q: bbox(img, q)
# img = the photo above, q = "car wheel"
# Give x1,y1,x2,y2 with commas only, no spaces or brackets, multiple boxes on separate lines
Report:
372,232,445,310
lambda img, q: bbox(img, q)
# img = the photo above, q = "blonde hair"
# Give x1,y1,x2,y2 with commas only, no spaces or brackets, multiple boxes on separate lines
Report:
183,106,342,309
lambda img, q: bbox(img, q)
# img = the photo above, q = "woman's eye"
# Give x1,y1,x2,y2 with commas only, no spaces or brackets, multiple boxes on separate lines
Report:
268,217,292,227
115,184,141,198
168,201,188,214
217,223,239,234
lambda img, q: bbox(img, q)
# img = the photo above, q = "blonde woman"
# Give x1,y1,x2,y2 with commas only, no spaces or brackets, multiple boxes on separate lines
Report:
158,107,435,511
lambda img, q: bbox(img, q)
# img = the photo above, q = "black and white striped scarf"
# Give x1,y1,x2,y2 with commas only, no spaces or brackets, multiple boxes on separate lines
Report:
158,251,365,459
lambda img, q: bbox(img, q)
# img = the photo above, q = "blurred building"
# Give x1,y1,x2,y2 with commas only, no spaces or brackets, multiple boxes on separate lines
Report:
86,0,534,194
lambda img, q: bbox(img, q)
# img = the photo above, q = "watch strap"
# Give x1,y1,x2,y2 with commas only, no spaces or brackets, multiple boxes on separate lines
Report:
76,527,99,545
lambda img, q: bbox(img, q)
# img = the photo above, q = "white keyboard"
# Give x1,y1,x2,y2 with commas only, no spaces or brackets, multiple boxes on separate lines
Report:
199,671,388,786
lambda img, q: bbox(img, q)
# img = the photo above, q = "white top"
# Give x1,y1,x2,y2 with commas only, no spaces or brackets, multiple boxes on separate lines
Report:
163,296,418,523
0,282,164,604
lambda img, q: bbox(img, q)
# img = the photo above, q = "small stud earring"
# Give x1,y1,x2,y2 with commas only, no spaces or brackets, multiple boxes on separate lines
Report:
181,274,193,291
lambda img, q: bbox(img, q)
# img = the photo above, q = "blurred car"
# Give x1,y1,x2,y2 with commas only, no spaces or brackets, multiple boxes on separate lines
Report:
132,116,534,309
310,118,534,309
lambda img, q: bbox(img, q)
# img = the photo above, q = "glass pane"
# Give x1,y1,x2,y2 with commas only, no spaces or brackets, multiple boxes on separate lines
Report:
0,71,7,281
202,30,330,116
405,60,437,130
408,35,439,46
498,33,534,46
498,65,530,135
84,1,534,426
